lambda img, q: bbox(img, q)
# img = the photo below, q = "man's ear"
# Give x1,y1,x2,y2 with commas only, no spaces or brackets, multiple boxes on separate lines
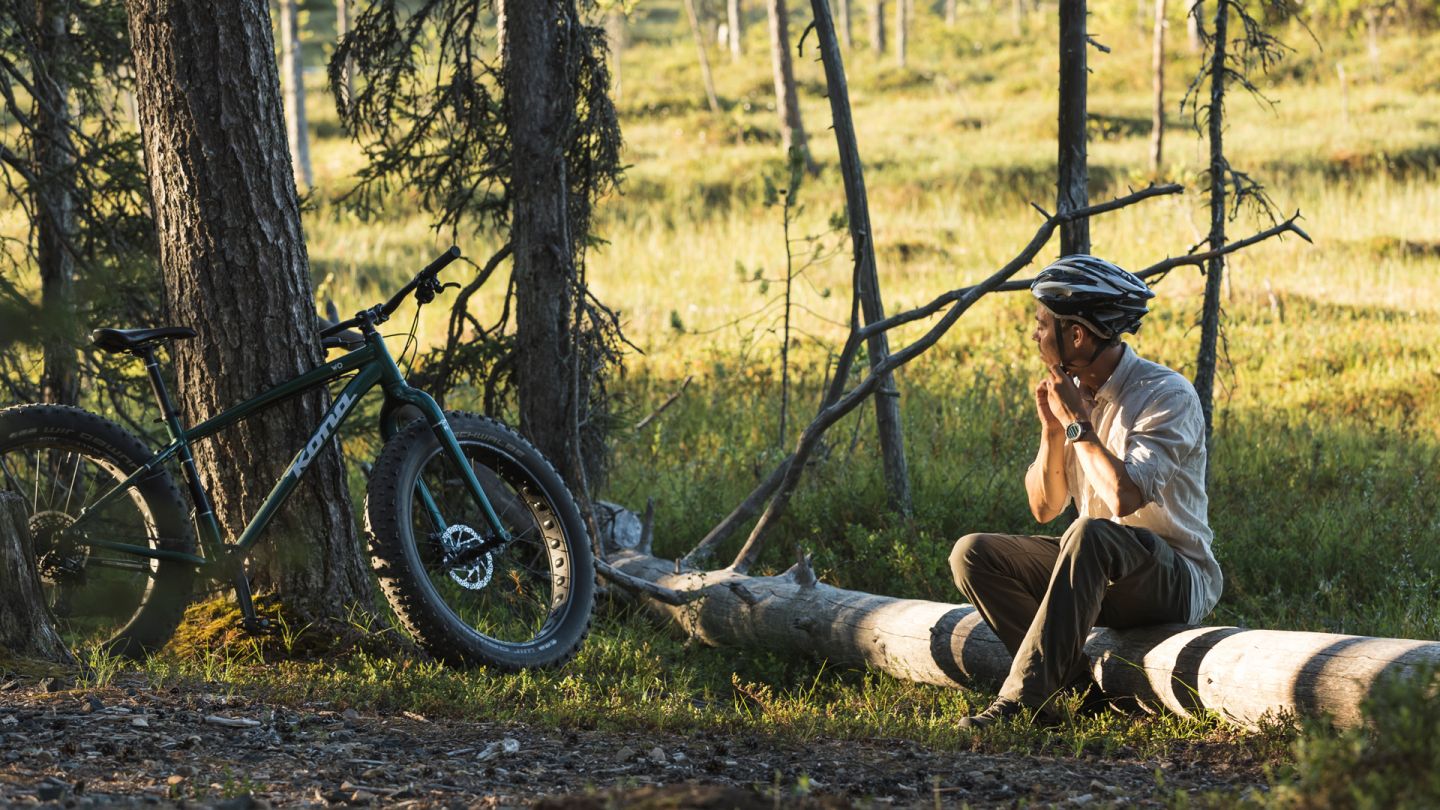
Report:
1068,322,1087,349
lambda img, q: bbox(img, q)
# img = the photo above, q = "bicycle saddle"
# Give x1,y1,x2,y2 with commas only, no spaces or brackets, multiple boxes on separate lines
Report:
90,326,197,354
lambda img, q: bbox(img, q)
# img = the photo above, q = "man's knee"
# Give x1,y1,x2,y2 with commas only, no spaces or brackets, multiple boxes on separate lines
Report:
1060,516,1120,556
949,532,995,587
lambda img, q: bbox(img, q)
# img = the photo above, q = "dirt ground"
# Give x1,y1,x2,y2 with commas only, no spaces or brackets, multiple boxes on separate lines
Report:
0,674,1268,808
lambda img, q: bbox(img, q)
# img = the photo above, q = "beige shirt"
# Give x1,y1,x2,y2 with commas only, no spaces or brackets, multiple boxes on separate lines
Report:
1062,344,1223,623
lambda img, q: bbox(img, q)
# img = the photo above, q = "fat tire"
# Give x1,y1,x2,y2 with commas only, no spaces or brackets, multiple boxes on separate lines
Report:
366,412,595,670
0,404,195,658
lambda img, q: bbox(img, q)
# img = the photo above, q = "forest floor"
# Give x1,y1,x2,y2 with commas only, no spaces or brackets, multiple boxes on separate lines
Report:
0,674,1267,809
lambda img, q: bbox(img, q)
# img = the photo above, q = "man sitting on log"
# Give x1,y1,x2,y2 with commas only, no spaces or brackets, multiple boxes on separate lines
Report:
949,255,1222,728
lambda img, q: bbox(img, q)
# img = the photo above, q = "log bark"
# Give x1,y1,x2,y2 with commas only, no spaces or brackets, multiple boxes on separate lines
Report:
612,551,1440,730
0,492,75,665
766,0,811,169
808,0,911,516
278,0,312,189
125,0,374,621
1057,0,1089,255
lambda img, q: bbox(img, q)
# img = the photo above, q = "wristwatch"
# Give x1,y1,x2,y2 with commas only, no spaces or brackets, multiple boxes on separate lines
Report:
1064,420,1093,444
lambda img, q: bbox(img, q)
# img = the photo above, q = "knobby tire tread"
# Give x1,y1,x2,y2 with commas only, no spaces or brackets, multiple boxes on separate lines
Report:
0,404,195,658
365,411,595,671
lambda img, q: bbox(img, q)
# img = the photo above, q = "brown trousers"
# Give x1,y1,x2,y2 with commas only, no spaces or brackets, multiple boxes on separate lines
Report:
948,516,1192,708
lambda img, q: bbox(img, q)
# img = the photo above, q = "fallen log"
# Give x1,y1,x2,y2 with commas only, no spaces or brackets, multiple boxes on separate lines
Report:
609,550,1440,730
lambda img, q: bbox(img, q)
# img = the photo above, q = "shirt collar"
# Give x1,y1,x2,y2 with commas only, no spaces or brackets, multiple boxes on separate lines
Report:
1093,343,1136,405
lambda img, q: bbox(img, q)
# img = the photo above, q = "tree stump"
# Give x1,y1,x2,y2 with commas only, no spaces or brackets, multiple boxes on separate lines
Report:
0,491,75,665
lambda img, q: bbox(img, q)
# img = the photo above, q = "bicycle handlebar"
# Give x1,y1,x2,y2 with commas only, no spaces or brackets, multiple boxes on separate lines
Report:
318,246,462,339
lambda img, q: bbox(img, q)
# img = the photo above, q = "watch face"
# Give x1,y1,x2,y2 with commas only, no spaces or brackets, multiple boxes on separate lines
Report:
1065,422,1083,441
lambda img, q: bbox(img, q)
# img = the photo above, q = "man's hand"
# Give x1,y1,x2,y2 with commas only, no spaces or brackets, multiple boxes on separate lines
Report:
1045,365,1094,426
1034,379,1063,433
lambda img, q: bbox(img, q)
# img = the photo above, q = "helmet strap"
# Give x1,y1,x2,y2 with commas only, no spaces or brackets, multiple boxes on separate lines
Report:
1053,319,1109,375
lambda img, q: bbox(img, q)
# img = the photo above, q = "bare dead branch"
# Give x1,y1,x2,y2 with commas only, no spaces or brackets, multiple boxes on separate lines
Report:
634,374,693,430
595,557,701,605
682,454,795,567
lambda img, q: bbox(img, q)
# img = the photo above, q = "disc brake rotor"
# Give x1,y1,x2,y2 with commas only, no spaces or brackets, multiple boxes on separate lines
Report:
440,524,494,591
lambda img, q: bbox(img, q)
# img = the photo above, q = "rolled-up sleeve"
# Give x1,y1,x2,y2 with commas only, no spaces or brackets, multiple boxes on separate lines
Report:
1123,389,1203,507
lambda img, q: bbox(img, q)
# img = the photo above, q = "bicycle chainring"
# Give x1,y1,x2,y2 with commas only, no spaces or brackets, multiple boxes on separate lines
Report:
440,524,494,591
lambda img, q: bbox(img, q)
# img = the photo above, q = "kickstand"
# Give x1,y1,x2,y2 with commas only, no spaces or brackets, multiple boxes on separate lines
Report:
232,567,273,635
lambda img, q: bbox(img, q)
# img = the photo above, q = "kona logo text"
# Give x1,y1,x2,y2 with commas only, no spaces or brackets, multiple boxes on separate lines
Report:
291,392,358,478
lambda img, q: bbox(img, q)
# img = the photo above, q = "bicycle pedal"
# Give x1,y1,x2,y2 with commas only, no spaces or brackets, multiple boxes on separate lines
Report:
239,616,276,636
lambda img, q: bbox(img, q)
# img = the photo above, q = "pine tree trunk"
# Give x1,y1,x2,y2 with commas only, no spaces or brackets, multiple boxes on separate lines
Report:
0,492,75,665
727,0,743,59
1193,0,1227,476
501,0,584,491
682,0,722,114
767,0,812,169
124,0,374,623
870,0,885,53
894,0,907,67
33,0,79,407
1057,0,1090,255
279,0,312,189
1012,0,1025,36
838,0,852,48
1149,0,1165,176
605,10,626,102
945,0,956,26
1186,0,1201,52
335,0,354,105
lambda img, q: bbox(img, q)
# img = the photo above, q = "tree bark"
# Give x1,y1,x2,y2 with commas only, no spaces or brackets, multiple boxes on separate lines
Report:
334,0,354,106
767,0,812,169
808,0,911,516
0,492,75,665
1192,0,1227,475
894,0,907,68
33,0,79,407
870,0,885,53
1057,0,1090,255
502,0,584,490
1149,0,1165,177
611,550,1440,731
124,0,373,622
278,0,312,190
727,0,743,59
838,0,852,48
682,0,722,114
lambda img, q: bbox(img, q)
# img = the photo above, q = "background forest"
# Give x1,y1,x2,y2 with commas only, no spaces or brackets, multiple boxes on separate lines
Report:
3,0,1440,805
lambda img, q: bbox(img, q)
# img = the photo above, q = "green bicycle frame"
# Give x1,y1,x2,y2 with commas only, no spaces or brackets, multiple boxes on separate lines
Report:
67,326,511,572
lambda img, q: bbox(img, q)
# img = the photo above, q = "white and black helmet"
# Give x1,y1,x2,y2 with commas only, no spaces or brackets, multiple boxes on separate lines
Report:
1031,254,1155,339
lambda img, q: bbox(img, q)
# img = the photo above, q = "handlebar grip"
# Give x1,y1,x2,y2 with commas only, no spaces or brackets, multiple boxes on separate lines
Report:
421,246,462,278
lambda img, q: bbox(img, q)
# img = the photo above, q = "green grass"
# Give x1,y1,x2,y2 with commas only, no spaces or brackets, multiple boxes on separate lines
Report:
5,3,1440,803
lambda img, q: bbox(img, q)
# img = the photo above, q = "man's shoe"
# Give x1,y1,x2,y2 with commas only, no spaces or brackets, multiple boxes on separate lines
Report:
956,698,1024,730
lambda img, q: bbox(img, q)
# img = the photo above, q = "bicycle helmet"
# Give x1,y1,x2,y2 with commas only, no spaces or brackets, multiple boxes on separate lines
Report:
1030,254,1154,339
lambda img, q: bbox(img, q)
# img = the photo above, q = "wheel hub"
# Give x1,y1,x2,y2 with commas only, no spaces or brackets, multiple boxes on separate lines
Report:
29,511,87,582
440,524,494,591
